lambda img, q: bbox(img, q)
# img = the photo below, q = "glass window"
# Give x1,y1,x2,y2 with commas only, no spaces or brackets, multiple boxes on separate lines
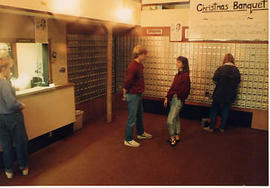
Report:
0,42,49,90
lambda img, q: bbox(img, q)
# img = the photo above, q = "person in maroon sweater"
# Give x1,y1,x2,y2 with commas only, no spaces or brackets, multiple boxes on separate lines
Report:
164,56,190,146
122,45,152,147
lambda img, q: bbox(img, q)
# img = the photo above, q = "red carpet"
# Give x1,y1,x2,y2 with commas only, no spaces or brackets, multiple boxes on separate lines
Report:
0,110,268,185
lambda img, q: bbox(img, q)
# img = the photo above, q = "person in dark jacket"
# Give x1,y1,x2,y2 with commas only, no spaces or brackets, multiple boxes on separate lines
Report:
0,57,29,179
204,53,241,133
164,56,190,146
122,45,152,148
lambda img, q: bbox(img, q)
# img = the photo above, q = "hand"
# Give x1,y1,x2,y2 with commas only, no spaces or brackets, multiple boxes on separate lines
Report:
122,88,127,101
164,98,168,108
122,94,126,101
20,103,26,110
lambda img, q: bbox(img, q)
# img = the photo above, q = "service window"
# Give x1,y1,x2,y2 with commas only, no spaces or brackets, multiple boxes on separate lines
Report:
0,42,49,90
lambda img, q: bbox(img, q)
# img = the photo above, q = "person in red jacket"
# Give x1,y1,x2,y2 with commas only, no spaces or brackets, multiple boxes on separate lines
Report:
164,56,190,146
122,45,152,147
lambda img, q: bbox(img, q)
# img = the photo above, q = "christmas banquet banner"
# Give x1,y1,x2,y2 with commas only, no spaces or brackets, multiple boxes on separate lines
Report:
189,0,268,41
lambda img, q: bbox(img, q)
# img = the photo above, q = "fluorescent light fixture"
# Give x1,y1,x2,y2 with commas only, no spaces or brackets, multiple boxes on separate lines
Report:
51,0,81,16
116,8,132,22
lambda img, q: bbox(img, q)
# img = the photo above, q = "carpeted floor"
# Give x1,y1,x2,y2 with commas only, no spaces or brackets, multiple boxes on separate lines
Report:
0,110,268,186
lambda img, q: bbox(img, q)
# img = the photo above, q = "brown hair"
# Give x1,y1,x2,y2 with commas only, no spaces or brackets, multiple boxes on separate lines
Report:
132,45,147,59
223,53,235,65
0,57,13,73
177,56,189,72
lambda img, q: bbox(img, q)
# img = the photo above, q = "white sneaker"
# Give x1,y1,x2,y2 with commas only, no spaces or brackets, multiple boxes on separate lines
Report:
5,171,14,179
21,168,29,176
203,126,214,132
137,132,152,139
124,140,140,147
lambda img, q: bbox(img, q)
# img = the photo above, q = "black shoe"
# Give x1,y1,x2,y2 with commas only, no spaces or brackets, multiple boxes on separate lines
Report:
168,138,177,147
218,128,225,133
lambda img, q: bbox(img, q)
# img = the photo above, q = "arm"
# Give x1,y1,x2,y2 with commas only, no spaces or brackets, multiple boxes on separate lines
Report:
236,68,241,85
164,97,168,107
165,75,177,101
177,74,191,101
122,88,127,101
2,81,23,112
123,63,137,91
213,67,221,84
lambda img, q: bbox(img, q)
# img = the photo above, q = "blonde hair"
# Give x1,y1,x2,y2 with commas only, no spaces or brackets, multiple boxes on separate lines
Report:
0,57,13,73
132,45,147,59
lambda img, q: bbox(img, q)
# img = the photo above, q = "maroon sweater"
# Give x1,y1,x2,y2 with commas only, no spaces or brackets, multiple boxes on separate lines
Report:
166,71,191,102
123,60,145,94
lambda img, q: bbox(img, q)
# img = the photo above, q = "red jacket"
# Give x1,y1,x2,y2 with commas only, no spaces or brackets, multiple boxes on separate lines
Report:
166,71,190,102
123,60,145,94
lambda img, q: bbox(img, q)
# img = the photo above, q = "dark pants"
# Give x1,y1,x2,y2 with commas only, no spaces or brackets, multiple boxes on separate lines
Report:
209,101,230,130
0,111,28,172
125,94,144,141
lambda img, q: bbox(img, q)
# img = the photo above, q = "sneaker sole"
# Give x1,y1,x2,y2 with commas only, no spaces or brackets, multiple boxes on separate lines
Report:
124,141,140,147
203,127,214,132
22,170,29,176
5,172,13,179
137,136,152,140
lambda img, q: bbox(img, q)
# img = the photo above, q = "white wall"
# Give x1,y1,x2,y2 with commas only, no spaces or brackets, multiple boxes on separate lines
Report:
141,9,189,26
0,0,47,11
142,0,189,4
0,0,141,25
79,0,141,25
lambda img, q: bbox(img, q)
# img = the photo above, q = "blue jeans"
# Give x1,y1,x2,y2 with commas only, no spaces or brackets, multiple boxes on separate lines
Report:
0,111,28,172
167,96,183,137
125,94,144,141
209,101,230,130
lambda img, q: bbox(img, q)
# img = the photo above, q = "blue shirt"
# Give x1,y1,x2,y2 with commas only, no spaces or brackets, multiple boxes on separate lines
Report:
0,79,22,114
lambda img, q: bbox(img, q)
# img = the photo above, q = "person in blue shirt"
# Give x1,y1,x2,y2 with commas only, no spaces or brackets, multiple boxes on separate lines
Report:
0,57,29,179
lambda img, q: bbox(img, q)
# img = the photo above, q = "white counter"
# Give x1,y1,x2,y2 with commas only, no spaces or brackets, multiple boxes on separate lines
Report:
0,84,76,151
16,85,56,97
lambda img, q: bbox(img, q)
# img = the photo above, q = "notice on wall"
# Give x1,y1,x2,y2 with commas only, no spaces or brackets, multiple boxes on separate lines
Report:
170,23,182,41
35,17,48,43
189,0,268,41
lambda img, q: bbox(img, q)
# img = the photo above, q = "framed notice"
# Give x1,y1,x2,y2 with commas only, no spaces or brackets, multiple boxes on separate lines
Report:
170,23,182,41
35,17,48,43
189,0,268,41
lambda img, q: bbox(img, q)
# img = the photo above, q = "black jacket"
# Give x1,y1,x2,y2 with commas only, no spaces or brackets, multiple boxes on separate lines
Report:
212,63,241,104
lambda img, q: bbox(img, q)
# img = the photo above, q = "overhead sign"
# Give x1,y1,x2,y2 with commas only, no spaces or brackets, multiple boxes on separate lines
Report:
189,0,268,41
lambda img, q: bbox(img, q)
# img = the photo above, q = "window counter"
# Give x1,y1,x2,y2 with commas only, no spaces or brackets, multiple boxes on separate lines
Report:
0,83,76,151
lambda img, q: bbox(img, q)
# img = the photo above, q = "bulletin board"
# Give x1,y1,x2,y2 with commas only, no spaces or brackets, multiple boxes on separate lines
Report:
189,0,268,41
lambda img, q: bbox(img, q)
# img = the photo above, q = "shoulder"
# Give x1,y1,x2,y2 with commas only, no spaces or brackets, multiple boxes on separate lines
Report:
179,72,190,81
182,71,189,75
0,79,10,87
181,71,190,78
225,65,240,72
128,61,134,66
127,61,136,69
217,66,224,70
128,61,140,68
0,79,12,93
